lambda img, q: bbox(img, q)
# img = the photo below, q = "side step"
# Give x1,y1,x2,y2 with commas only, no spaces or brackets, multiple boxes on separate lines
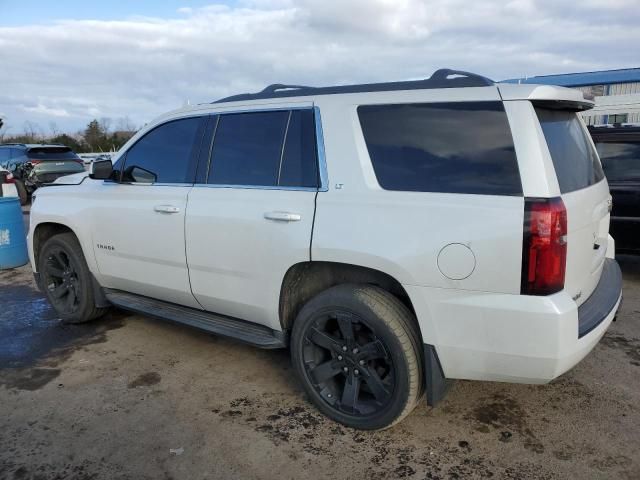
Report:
104,289,287,349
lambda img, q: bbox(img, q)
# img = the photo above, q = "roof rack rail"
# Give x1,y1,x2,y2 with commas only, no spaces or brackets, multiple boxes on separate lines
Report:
213,68,494,104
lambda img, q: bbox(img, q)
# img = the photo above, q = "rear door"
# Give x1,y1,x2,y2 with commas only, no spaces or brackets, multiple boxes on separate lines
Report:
535,108,610,304
185,107,320,330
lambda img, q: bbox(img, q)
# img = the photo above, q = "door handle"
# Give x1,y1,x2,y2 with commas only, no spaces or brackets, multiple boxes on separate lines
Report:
154,205,180,214
264,211,301,222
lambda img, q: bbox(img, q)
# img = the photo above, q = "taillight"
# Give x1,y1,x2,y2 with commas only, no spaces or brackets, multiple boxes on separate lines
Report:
4,173,15,184
27,159,43,165
521,197,567,295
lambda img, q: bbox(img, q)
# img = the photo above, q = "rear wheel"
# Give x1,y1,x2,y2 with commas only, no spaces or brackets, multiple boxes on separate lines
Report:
291,284,423,430
38,233,108,324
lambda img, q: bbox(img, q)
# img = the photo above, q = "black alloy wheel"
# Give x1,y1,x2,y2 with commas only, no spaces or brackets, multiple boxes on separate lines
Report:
42,247,81,316
301,310,395,416
292,284,423,430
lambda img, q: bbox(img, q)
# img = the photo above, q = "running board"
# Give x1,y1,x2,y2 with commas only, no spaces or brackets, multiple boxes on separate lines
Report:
104,289,287,349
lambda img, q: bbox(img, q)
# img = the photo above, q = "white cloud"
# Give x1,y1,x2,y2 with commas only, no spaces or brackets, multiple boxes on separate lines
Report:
0,0,638,132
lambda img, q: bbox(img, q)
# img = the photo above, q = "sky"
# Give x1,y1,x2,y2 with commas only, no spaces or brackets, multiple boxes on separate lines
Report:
1,0,639,134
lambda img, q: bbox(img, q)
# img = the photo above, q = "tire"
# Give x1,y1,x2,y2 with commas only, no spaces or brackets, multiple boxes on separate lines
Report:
291,284,423,430
38,232,108,324
15,180,28,206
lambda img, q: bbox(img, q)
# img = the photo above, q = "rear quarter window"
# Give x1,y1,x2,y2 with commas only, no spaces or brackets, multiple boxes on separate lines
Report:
535,108,605,193
358,102,522,195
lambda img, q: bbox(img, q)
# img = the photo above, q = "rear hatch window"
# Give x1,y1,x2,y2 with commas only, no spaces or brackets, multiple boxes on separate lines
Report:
27,147,80,161
593,141,640,182
535,108,604,192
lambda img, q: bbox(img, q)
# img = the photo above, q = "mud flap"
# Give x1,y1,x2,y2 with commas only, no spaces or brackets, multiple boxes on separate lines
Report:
424,344,454,407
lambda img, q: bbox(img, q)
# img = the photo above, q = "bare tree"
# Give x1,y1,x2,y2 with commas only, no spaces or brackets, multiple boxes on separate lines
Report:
99,117,112,134
115,116,136,133
23,121,42,143
49,121,60,138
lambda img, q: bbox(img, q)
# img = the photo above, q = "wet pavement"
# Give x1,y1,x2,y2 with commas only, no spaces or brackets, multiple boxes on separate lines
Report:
0,225,639,479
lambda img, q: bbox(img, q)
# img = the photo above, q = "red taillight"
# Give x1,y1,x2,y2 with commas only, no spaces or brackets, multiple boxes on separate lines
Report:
521,197,567,295
4,173,15,183
28,159,43,165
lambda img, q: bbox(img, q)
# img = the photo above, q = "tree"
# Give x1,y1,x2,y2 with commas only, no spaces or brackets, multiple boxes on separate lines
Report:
84,119,108,152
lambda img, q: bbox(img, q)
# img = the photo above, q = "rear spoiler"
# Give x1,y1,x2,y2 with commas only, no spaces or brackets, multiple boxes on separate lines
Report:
498,84,594,111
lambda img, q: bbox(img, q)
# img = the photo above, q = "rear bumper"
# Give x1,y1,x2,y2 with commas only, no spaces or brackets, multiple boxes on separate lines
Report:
406,259,622,384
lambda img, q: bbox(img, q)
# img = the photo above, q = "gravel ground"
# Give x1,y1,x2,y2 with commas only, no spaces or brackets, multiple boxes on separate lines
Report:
0,222,639,479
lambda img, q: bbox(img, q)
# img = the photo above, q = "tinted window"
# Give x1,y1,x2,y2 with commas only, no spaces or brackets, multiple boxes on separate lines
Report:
0,148,9,163
279,109,318,187
122,117,203,183
358,102,521,195
209,111,289,186
535,108,605,193
27,147,79,161
595,141,640,182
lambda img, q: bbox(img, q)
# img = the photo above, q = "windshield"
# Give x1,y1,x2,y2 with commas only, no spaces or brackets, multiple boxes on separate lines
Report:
594,141,640,182
535,108,605,193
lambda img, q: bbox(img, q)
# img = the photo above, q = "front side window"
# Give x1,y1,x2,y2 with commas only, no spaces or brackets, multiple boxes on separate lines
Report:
595,141,640,183
208,109,319,188
358,102,521,195
122,116,203,183
535,108,604,193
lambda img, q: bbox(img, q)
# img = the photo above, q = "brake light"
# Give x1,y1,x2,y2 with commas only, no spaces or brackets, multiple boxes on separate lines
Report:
521,197,567,295
27,159,43,165
4,173,15,184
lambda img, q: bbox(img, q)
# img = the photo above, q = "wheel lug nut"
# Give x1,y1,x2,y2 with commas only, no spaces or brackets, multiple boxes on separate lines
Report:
342,346,347,352
343,367,348,372
354,369,359,375
352,348,359,354
359,360,365,366
327,393,332,398
337,355,343,361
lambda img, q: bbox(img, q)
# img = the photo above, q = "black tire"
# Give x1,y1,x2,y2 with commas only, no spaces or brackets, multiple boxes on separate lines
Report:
38,232,108,324
291,284,423,430
15,179,28,206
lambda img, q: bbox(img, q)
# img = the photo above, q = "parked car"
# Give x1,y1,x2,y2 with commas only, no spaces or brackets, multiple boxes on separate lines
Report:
0,167,23,203
589,125,640,254
0,144,85,203
28,69,622,430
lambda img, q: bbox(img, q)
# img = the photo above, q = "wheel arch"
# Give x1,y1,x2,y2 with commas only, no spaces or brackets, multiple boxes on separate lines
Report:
278,261,419,337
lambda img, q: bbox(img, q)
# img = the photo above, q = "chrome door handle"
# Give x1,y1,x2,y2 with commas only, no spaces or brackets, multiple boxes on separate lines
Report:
264,211,301,222
154,205,180,214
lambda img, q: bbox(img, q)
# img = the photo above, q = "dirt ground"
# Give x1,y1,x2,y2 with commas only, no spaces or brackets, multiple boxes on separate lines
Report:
1,219,639,479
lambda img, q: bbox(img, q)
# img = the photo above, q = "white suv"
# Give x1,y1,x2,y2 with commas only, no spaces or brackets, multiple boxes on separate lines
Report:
28,69,622,430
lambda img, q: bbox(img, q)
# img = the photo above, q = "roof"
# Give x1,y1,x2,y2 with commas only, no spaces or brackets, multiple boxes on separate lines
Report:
503,68,640,87
214,69,494,103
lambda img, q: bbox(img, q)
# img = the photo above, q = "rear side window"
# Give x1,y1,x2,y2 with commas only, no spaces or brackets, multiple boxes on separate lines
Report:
122,116,204,183
208,109,319,188
594,141,640,182
27,147,79,160
535,108,604,193
358,102,521,195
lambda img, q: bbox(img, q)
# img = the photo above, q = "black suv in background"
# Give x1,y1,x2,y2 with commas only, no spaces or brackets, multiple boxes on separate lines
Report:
589,125,640,254
0,144,85,204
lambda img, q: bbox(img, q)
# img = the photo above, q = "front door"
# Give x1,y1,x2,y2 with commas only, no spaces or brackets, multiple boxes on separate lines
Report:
91,115,206,308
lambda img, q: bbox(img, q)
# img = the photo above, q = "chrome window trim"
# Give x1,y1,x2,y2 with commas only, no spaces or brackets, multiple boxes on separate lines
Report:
192,183,318,192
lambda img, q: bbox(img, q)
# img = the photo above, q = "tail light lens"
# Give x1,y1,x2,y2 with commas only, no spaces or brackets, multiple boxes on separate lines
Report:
521,197,567,295
27,159,43,164
4,173,15,183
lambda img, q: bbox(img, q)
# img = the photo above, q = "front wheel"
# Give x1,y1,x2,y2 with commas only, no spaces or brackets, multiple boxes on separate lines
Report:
38,232,108,324
291,284,423,430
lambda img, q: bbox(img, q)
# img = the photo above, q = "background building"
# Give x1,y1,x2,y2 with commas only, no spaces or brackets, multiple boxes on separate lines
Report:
504,68,640,126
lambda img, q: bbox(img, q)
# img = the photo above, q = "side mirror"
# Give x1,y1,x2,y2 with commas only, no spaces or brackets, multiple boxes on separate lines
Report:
89,159,113,180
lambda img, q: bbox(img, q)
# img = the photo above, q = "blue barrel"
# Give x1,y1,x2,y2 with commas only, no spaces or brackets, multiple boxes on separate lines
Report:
0,197,29,269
